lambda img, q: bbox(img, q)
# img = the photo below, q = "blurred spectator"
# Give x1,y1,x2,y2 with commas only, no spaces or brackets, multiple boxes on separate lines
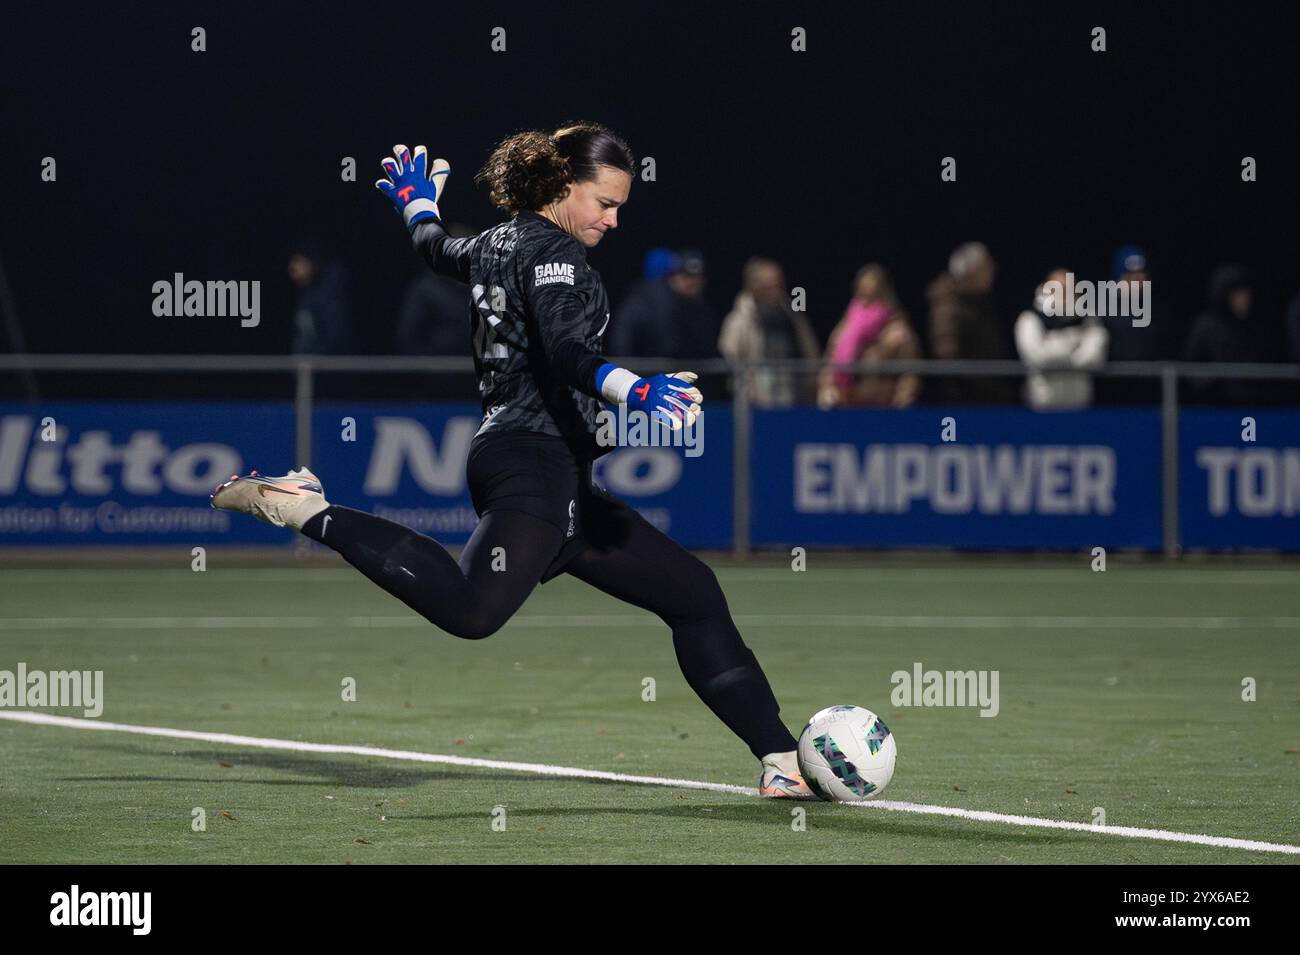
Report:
926,242,1015,403
817,264,921,408
606,248,676,357
394,222,476,355
1014,268,1108,410
288,239,355,354
719,257,820,406
1105,245,1156,362
1096,244,1156,404
642,247,679,283
1184,264,1271,404
610,249,719,359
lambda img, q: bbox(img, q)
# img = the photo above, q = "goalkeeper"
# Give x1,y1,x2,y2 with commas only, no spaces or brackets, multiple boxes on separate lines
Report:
213,122,812,797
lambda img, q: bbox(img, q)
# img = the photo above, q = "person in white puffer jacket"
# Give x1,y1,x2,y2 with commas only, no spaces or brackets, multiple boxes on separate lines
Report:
1014,268,1109,410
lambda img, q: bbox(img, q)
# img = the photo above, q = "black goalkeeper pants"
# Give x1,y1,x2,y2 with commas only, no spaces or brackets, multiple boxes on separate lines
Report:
300,489,797,760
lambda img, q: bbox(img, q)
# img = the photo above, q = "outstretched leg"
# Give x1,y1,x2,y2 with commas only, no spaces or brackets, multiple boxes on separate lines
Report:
301,505,562,640
561,496,798,761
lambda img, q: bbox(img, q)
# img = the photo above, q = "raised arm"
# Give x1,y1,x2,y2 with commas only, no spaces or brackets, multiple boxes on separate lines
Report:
374,144,476,282
410,219,478,284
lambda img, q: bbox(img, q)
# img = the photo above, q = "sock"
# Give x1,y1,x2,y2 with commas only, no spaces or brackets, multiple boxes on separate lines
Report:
291,494,330,530
760,751,800,776
677,632,799,760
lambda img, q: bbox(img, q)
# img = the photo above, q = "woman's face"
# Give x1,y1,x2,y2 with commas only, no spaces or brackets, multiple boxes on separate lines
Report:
856,271,881,301
550,165,632,247
750,265,786,305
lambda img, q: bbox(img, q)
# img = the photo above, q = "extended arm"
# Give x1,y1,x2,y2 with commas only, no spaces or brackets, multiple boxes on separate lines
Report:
374,144,476,282
527,235,703,429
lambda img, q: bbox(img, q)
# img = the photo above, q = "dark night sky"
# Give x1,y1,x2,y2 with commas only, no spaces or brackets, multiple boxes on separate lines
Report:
1,1,1295,360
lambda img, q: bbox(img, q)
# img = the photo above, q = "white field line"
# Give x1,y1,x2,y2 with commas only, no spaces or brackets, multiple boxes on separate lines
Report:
2,614,1300,630
2,710,1297,857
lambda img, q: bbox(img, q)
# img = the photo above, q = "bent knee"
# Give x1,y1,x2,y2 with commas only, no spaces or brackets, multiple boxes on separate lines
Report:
441,609,506,641
661,556,729,623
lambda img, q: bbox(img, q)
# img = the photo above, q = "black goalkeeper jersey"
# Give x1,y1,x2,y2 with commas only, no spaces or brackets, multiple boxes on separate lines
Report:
411,210,611,462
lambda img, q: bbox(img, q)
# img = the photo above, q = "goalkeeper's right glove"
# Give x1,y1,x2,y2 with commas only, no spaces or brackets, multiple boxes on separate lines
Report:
596,364,704,430
374,144,450,230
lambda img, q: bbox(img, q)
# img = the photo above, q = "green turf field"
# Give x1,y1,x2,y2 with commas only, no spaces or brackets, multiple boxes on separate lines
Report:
1,556,1297,864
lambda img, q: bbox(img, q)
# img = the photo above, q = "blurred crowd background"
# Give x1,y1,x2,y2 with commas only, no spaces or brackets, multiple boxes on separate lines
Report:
272,232,1296,408
2,4,1295,408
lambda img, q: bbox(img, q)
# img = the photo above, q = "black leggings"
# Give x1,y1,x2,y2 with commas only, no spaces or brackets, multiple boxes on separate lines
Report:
301,504,797,759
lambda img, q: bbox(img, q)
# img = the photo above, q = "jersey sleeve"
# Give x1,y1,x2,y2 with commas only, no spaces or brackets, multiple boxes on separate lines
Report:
410,219,480,284
523,233,607,398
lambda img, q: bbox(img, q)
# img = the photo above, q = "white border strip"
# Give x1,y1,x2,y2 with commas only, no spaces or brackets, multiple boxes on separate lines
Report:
2,710,1297,856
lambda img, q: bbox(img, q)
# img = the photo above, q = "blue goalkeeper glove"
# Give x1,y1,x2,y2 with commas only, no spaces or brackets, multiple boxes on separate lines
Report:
596,364,704,430
374,144,449,229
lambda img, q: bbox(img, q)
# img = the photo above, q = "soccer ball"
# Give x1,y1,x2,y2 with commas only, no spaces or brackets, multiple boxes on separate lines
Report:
797,704,897,802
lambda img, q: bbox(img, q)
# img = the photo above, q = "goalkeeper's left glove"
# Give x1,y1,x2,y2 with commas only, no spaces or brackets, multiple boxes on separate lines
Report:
596,365,704,430
374,144,449,230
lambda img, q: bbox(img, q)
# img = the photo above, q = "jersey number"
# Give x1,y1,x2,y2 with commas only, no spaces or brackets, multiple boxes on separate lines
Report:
471,284,510,361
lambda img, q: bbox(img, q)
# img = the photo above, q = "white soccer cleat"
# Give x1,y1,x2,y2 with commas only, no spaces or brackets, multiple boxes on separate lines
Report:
210,467,329,530
758,750,820,800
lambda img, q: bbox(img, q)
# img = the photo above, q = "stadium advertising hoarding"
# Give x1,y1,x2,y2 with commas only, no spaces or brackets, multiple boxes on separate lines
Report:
311,403,733,549
750,408,1164,550
0,402,732,548
0,402,293,546
1179,410,1300,550
2,402,1296,551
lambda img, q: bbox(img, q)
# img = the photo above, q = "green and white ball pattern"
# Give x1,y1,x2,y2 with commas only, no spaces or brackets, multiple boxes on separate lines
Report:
797,704,897,802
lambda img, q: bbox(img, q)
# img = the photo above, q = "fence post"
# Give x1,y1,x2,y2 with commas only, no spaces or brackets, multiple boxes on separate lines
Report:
1161,364,1180,558
732,362,752,559
295,358,314,468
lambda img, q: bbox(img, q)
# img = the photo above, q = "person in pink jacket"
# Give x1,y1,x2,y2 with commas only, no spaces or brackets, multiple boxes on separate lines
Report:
818,264,921,408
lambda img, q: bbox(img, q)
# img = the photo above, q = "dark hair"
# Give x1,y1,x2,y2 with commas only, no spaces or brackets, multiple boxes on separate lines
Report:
474,121,634,214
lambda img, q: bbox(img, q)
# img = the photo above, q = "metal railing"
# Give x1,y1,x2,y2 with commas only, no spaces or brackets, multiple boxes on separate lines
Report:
1,353,1297,556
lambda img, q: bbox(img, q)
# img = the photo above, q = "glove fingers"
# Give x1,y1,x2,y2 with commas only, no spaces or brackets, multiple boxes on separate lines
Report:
651,406,684,431
661,393,693,414
374,178,396,195
428,157,450,198
412,145,428,179
392,144,411,172
665,373,703,405
658,398,701,429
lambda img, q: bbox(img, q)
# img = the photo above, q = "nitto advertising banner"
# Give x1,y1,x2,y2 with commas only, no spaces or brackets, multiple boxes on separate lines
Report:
0,402,293,545
312,403,732,549
0,402,732,549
